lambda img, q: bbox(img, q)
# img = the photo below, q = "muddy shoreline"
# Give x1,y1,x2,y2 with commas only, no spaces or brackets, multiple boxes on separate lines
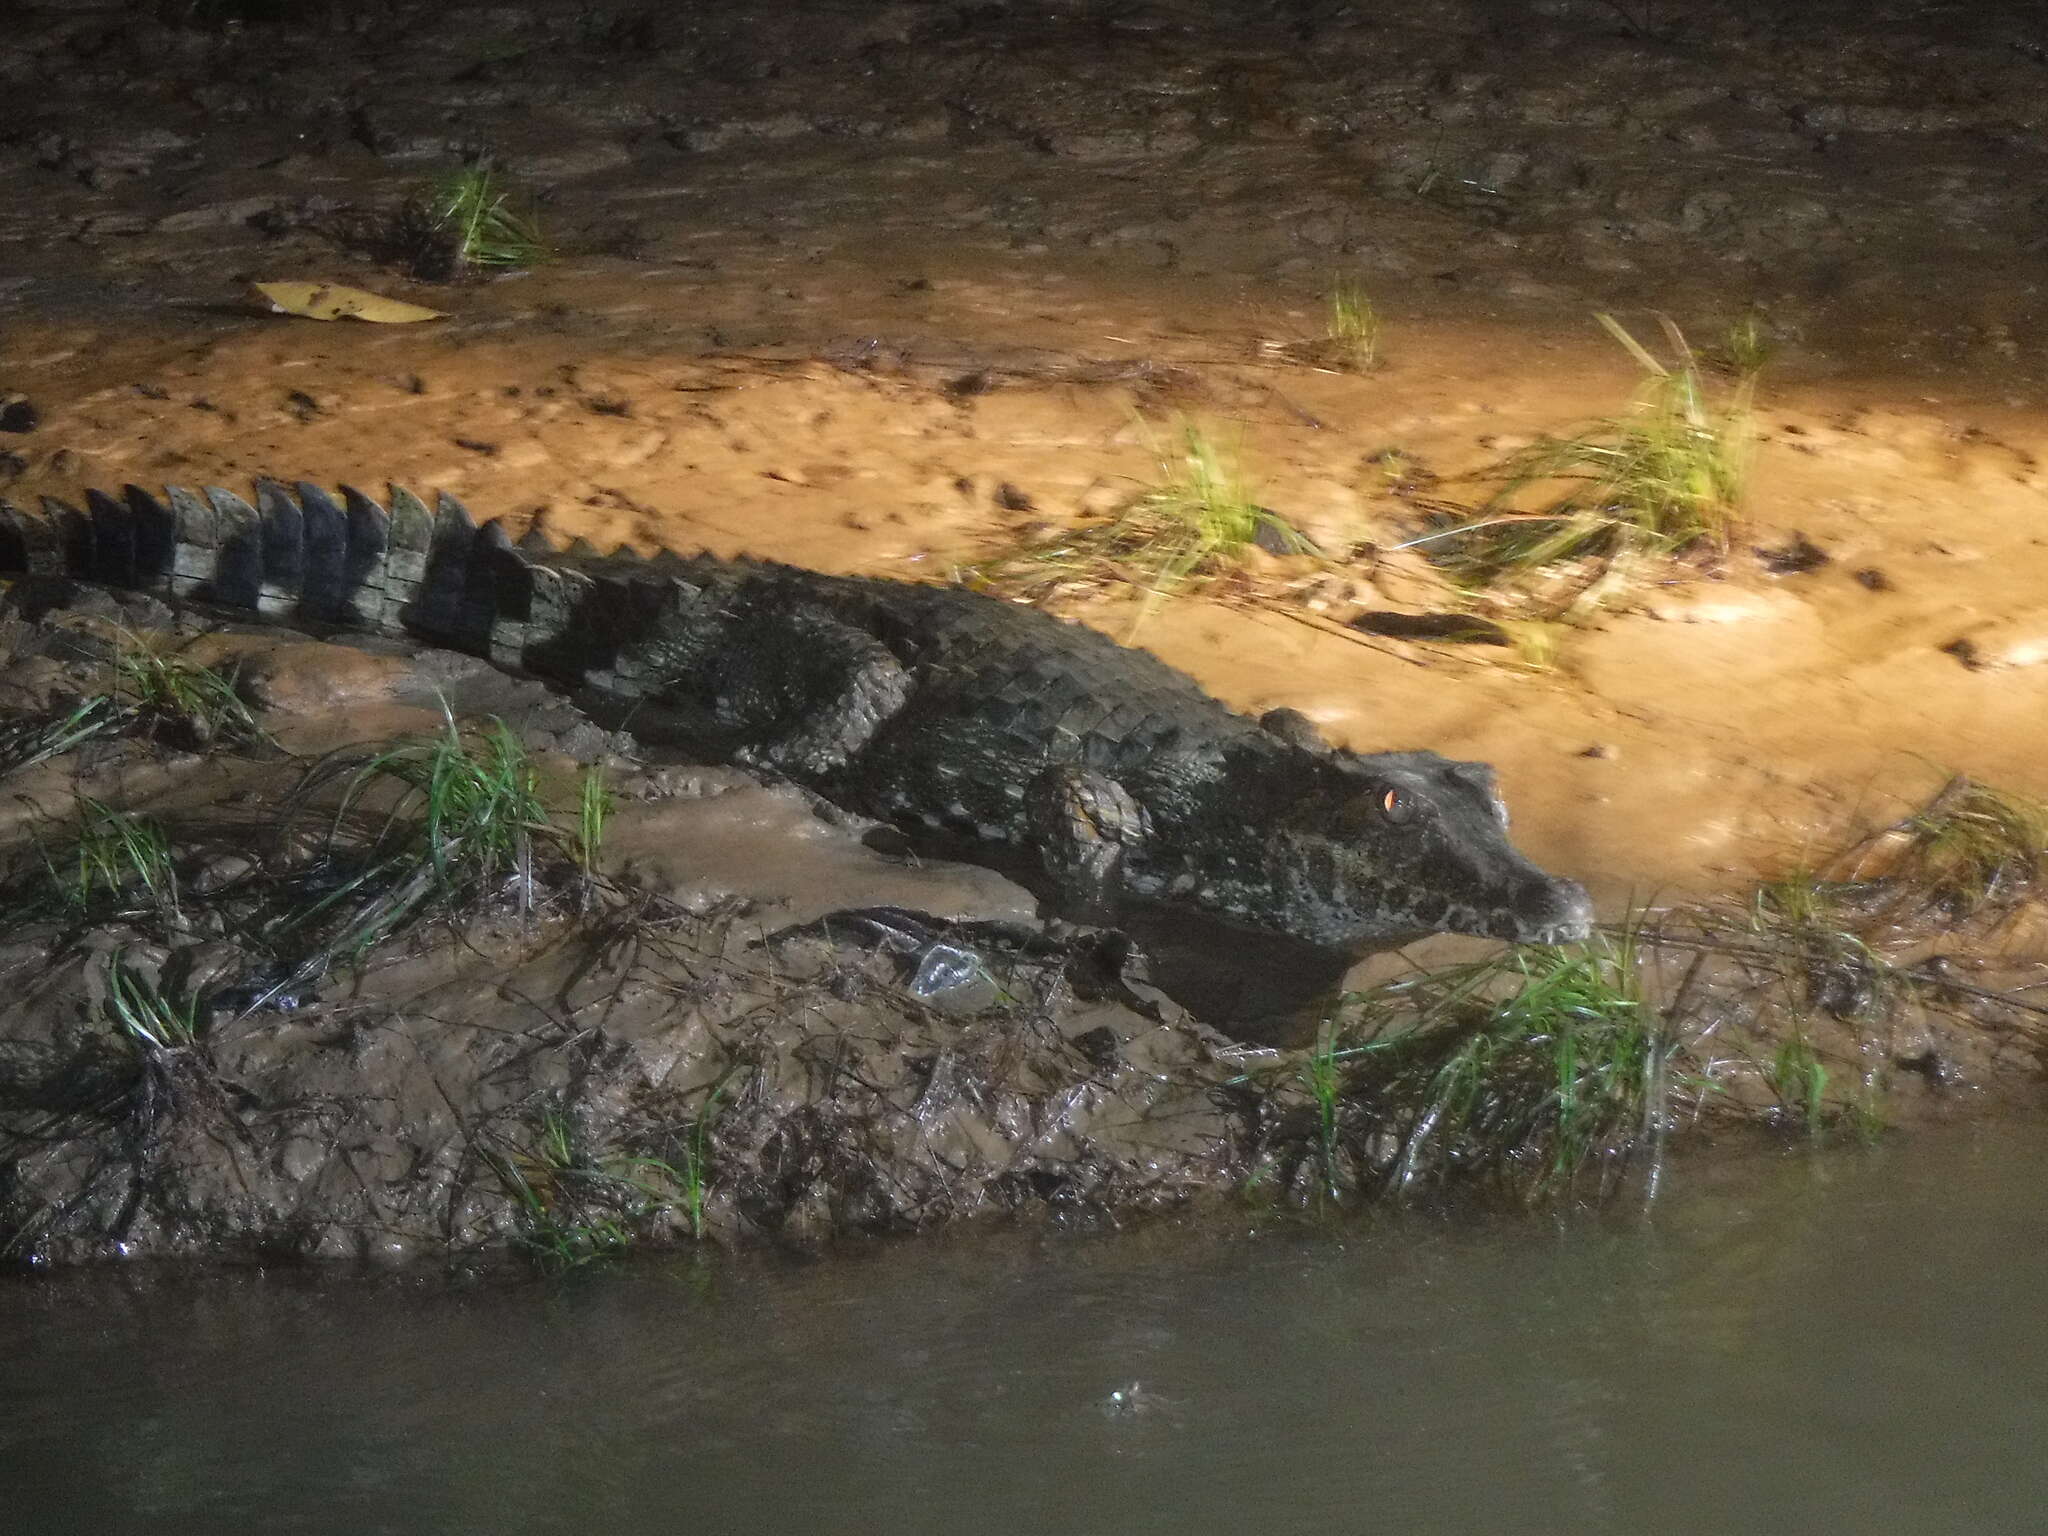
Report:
0,591,2041,1271
3,0,2047,1267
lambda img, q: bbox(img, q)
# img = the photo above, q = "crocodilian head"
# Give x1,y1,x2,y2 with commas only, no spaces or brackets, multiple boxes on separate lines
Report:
1268,747,1595,951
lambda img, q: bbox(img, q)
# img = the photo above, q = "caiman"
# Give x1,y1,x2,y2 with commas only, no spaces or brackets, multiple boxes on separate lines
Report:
0,480,1594,952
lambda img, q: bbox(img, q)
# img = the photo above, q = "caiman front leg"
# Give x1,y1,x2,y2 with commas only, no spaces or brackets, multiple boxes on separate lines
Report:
706,609,916,777
1026,764,1149,924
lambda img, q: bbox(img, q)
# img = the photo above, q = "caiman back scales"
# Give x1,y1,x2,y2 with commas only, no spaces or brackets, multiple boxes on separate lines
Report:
0,480,1594,951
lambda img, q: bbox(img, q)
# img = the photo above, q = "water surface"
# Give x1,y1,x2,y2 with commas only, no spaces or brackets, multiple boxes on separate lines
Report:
6,1125,2046,1535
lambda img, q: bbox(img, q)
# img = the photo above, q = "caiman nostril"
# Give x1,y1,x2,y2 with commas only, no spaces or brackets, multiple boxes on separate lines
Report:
1519,877,1595,943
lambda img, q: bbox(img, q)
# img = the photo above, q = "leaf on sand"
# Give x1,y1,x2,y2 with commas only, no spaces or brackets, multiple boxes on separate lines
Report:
251,281,447,324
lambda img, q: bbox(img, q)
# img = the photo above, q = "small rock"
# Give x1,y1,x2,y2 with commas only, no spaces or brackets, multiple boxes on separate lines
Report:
1756,533,1829,574
1069,1025,1121,1068
155,196,285,235
1251,513,1312,556
1942,620,2048,671
1351,610,1513,645
1895,1048,1960,1087
187,854,256,896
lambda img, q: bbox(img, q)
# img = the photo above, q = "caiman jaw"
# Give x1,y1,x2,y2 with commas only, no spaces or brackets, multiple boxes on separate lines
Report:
1497,876,1596,945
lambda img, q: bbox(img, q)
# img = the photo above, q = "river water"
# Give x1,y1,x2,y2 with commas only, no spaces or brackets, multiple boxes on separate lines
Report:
5,1123,2046,1536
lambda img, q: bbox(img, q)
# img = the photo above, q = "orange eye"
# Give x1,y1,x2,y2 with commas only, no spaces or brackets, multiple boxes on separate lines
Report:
1338,786,1414,832
1375,787,1415,824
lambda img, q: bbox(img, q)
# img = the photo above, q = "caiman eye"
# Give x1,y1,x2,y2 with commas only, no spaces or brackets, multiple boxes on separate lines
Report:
1340,786,1414,832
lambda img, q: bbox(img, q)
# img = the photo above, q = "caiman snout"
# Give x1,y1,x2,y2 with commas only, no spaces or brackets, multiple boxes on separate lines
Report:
1507,876,1596,945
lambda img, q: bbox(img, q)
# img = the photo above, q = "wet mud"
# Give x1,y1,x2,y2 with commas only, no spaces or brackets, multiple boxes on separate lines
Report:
0,593,2042,1269
2,0,2047,1265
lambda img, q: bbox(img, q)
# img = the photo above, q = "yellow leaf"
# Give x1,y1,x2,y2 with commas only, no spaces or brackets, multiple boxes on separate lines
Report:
250,281,447,324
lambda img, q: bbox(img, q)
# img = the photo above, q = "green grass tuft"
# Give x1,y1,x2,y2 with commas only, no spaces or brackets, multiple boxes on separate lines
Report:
491,1095,729,1270
339,716,550,899
1717,311,1774,376
674,1074,733,1242
422,165,547,274
1423,314,1756,610
1321,280,1382,372
109,638,269,750
258,715,575,998
1300,1021,1344,1199
1125,419,1296,577
102,955,206,1052
1896,777,2048,915
1766,1031,1828,1133
1752,867,1842,931
496,1111,637,1271
29,797,182,923
0,696,127,780
970,417,1314,622
1334,931,1674,1200
0,639,265,779
575,762,612,885
1741,866,1895,1024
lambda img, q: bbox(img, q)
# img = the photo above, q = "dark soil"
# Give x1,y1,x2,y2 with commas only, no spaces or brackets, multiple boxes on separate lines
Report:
0,592,2040,1270
3,0,2047,1268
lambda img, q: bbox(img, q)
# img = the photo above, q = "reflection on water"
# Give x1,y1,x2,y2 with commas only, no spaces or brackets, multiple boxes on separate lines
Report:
5,1125,2047,1536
